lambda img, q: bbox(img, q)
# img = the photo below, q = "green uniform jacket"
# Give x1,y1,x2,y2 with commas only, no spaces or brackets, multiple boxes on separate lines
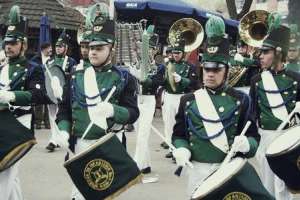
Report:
172,86,260,163
250,68,300,130
286,62,300,73
164,60,198,94
56,64,139,140
0,56,52,129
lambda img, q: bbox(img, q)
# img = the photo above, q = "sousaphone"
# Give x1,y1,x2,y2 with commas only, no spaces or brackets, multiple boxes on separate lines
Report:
167,18,204,91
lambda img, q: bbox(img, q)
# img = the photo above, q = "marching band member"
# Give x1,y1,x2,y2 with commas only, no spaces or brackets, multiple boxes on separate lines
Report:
52,29,77,74
249,14,300,199
0,6,52,199
162,37,198,159
230,40,260,87
55,14,139,200
286,24,300,72
172,16,261,197
45,29,77,152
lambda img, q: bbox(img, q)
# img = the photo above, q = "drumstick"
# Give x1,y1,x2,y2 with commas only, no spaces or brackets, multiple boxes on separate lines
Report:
151,125,194,176
221,121,251,168
81,86,116,140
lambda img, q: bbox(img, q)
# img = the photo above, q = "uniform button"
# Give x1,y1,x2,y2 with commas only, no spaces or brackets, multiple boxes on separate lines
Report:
234,123,238,127
260,115,263,119
72,75,75,79
294,81,297,85
101,88,106,92
13,72,18,76
186,101,190,106
284,91,288,95
108,70,112,72
261,125,264,128
234,111,238,115
293,90,297,94
218,106,225,112
190,142,193,146
16,64,20,67
189,132,193,135
282,74,286,77
35,84,41,89
258,100,261,103
185,112,188,115
255,83,258,86
24,69,28,72
21,87,24,90
236,101,241,105
293,100,296,104
22,77,25,81
221,92,226,96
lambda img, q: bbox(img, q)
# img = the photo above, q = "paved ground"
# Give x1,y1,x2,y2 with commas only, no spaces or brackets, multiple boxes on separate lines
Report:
20,117,188,200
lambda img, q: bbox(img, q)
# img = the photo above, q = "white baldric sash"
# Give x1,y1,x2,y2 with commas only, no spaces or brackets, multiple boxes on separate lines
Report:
84,67,108,130
76,60,84,71
62,56,69,72
0,64,10,90
194,89,229,153
261,71,289,121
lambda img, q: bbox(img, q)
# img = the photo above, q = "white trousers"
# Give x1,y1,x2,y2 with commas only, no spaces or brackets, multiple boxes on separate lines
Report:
162,92,183,146
186,162,219,198
47,104,59,145
134,95,156,170
0,163,23,200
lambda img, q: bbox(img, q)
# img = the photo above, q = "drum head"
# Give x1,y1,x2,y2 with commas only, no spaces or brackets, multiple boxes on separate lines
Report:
64,132,115,166
191,158,247,199
44,63,66,104
266,126,300,156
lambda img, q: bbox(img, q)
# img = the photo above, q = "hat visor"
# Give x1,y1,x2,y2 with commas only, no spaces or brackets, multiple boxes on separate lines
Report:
171,50,183,54
203,62,227,69
89,41,110,47
260,43,275,51
4,36,18,42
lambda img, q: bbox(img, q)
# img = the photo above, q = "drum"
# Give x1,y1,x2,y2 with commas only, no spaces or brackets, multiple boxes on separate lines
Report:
191,158,274,200
44,63,66,104
64,132,142,200
266,125,300,191
0,110,36,172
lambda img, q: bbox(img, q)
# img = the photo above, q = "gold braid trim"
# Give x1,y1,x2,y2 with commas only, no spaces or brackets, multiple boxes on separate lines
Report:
104,174,143,200
0,139,36,171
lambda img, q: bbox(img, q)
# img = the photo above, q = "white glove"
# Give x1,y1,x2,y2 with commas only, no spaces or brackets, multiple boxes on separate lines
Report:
96,101,114,118
173,147,191,167
51,76,63,100
0,90,15,104
55,130,69,149
234,53,245,63
231,135,250,154
173,72,182,83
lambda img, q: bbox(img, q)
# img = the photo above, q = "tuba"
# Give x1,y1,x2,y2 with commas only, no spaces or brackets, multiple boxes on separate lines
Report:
228,10,270,87
239,10,270,48
167,18,204,91
168,18,204,52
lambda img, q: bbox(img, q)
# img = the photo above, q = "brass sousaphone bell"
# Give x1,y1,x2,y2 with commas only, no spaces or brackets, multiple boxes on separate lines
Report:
167,18,204,91
228,10,270,87
239,10,270,48
168,18,204,52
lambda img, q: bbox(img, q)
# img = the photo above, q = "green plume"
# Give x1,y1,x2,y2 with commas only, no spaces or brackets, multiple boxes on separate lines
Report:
268,12,282,33
86,3,109,27
146,25,154,35
205,15,225,39
8,5,20,25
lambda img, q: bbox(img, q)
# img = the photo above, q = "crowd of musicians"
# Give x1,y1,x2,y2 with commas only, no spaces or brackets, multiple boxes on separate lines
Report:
1,2,300,200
